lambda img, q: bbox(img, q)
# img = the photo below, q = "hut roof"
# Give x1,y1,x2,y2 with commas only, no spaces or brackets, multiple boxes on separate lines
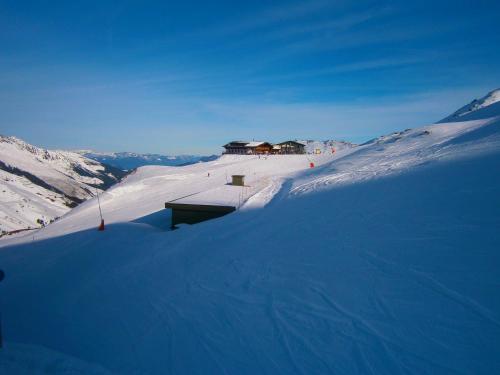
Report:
166,185,244,207
223,141,249,148
278,140,306,146
246,141,269,147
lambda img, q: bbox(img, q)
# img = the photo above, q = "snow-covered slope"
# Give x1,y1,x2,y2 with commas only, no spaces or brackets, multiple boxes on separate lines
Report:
81,151,219,170
439,88,500,122
0,136,126,234
300,139,355,154
293,118,499,194
0,151,345,243
0,96,499,374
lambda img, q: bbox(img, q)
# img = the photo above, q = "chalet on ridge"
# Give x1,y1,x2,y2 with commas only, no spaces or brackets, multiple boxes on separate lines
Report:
223,141,273,155
223,140,305,155
222,141,248,154
276,141,306,154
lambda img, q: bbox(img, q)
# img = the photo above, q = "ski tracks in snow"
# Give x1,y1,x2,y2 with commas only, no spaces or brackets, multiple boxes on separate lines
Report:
362,250,500,329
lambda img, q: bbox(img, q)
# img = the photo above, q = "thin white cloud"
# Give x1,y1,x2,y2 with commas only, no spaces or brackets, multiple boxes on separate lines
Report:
263,6,392,41
213,0,339,35
246,56,430,83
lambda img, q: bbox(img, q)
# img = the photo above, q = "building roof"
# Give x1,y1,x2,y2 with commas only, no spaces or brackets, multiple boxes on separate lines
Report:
223,140,303,148
166,185,244,207
246,141,269,147
278,140,306,146
165,202,236,213
223,141,249,148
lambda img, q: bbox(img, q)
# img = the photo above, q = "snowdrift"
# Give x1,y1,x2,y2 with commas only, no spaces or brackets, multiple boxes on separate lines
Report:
0,110,499,374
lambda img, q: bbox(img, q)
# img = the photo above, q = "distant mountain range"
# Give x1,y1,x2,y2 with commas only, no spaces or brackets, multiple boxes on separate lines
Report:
80,151,219,170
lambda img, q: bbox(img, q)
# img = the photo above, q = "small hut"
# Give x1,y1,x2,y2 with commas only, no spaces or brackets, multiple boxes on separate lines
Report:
165,202,235,229
232,175,245,186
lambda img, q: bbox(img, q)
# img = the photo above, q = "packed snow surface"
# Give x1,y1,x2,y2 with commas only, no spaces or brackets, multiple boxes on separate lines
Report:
0,101,500,374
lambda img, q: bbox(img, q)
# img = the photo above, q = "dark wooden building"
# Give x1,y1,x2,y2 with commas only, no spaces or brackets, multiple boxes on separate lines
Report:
223,141,273,155
277,141,306,154
245,142,273,154
222,141,249,154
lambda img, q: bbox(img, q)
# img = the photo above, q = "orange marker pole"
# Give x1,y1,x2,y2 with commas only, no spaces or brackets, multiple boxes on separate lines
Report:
96,190,105,231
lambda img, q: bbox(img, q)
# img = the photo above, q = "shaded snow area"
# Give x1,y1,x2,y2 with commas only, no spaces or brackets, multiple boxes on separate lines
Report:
0,343,112,375
0,136,126,234
0,105,499,373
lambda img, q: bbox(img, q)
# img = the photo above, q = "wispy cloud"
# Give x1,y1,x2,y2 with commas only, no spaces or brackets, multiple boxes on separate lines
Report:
247,56,430,83
262,6,392,41
182,87,490,146
212,0,338,35
270,24,451,58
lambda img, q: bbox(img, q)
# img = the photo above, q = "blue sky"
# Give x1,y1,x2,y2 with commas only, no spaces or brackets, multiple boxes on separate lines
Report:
1,0,499,154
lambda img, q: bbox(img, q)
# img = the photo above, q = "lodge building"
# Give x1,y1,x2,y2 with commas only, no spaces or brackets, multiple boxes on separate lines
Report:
223,140,305,155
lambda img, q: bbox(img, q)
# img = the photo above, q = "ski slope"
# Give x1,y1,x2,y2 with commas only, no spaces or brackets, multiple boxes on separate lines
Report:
292,118,499,195
0,151,344,245
0,95,499,374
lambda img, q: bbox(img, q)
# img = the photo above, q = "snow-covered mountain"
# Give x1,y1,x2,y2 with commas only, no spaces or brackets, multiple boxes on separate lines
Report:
439,88,500,122
81,151,219,170
1,91,500,374
0,136,127,234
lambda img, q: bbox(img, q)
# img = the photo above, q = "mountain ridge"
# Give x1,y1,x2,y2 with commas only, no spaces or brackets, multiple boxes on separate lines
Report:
80,150,219,170
0,135,127,234
439,88,500,123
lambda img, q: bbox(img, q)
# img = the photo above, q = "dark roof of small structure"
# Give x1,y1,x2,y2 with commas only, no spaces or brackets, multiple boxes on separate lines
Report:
223,140,305,148
223,141,272,148
278,140,306,146
165,202,236,213
223,141,249,148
